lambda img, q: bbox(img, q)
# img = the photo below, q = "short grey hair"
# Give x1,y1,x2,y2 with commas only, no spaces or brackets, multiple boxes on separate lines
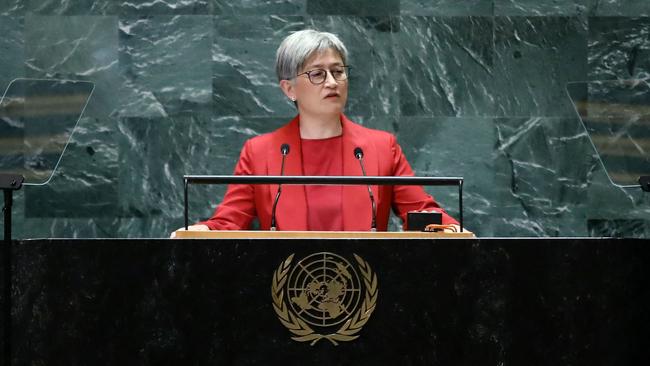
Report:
275,29,349,82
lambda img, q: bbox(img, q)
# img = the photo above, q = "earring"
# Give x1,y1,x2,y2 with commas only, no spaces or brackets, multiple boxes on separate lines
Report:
290,97,296,102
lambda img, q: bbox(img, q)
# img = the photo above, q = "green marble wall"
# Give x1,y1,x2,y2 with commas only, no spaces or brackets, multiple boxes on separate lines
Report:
1,0,649,238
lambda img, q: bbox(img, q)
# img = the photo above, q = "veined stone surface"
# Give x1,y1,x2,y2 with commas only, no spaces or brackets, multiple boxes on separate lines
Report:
1,0,648,238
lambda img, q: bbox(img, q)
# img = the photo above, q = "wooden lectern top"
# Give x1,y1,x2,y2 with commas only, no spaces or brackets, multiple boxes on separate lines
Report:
174,230,475,239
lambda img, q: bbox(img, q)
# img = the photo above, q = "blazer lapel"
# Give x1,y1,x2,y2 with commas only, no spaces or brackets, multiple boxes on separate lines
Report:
267,116,308,230
341,115,380,231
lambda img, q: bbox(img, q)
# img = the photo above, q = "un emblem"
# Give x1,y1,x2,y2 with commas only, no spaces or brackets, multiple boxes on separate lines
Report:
271,252,378,345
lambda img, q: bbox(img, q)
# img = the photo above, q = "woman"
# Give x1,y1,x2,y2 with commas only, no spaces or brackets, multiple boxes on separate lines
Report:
181,29,459,232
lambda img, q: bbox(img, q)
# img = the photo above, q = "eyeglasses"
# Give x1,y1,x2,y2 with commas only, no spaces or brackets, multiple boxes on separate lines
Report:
296,66,351,85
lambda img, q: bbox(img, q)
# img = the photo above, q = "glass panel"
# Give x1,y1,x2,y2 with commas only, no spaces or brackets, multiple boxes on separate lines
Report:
0,78,94,185
567,79,650,187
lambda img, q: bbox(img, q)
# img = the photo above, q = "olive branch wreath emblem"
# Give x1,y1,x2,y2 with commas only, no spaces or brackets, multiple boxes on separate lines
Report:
271,253,378,346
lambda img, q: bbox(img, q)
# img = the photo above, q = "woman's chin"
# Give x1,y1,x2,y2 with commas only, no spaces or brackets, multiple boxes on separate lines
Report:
302,107,344,117
321,102,346,114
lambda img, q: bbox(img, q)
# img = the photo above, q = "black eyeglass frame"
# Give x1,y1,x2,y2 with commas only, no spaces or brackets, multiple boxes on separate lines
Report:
295,66,352,85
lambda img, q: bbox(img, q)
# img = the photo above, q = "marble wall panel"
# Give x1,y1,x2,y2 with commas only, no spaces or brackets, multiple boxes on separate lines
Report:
396,16,494,117
20,217,121,238
118,0,210,15
588,218,650,237
24,15,119,118
307,16,400,117
493,16,588,117
401,0,493,16
584,167,650,235
212,0,305,15
494,0,597,16
118,15,213,117
212,15,305,116
24,116,119,218
588,17,650,81
2,0,649,238
118,114,213,223
397,117,502,236
594,0,650,16
24,15,116,77
493,116,598,236
307,0,399,16
17,0,113,15
117,114,289,236
0,1,25,15
3,191,121,239
118,216,188,238
492,0,650,16
0,16,24,90
351,114,398,135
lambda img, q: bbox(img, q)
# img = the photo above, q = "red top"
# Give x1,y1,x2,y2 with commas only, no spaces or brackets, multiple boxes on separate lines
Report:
199,114,459,231
301,135,344,231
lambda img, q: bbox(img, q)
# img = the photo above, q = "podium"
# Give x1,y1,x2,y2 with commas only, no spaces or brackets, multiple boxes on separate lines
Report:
2,236,649,365
174,229,475,239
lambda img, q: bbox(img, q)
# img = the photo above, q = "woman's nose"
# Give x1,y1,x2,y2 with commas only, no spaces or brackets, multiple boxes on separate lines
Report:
323,70,338,87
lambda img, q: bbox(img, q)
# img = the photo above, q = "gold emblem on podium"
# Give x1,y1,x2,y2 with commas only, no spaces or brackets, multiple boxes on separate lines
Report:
271,252,378,345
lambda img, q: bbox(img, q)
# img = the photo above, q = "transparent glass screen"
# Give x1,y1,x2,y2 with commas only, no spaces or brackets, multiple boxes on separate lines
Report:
0,78,94,185
567,80,650,187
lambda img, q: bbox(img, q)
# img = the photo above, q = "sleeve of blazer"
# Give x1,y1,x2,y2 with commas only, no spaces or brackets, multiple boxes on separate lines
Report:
389,135,459,226
198,139,257,230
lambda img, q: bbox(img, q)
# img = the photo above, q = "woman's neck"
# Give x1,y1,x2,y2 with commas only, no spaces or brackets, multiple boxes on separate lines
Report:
299,113,342,139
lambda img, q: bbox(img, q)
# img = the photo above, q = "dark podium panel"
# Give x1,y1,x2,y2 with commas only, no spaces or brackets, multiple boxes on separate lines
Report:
2,238,650,365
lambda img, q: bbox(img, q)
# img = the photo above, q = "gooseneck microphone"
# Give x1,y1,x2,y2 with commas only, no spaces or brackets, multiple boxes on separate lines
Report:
270,143,290,231
354,147,377,232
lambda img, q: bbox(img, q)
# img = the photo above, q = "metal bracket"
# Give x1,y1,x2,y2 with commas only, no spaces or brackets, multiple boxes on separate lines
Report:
639,176,650,192
0,173,24,191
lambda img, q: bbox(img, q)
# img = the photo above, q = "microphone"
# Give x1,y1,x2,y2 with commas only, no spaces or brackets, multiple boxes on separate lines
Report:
353,147,377,232
270,143,290,231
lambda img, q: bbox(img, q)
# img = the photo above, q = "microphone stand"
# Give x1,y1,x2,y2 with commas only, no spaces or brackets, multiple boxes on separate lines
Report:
354,149,377,232
1,173,23,366
1,174,23,242
270,144,290,231
270,180,283,231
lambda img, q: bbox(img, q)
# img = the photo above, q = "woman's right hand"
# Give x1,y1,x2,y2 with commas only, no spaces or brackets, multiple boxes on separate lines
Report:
170,224,210,238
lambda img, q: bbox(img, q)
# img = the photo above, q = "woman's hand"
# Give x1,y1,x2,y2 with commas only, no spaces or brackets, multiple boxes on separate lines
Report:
170,224,210,238
444,224,474,235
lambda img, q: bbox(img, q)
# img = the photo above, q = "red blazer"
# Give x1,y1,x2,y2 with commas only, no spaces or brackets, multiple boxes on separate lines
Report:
200,115,458,231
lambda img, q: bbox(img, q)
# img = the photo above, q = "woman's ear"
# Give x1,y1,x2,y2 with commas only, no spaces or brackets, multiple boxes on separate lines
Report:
279,79,295,101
